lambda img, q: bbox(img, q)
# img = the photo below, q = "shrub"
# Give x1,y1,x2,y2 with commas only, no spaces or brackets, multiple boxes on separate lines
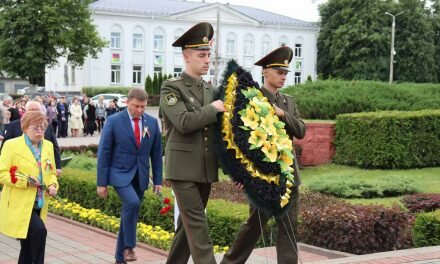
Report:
402,194,440,213
413,210,440,247
283,80,440,120
299,197,414,254
308,174,420,198
333,110,440,169
57,170,175,231
82,86,130,97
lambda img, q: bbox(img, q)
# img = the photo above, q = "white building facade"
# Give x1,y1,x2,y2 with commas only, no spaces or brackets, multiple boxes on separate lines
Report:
45,0,319,93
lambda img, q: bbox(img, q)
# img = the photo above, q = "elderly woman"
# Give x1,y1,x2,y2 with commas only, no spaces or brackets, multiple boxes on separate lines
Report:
0,111,59,264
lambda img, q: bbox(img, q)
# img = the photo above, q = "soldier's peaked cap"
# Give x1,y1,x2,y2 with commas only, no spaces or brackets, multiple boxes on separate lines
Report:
254,46,293,71
172,22,214,50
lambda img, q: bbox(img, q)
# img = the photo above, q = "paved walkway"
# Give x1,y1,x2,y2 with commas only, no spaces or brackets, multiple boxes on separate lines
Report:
0,214,345,263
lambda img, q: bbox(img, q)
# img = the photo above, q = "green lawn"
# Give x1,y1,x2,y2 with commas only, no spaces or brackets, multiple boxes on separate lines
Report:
63,152,440,208
300,164,440,207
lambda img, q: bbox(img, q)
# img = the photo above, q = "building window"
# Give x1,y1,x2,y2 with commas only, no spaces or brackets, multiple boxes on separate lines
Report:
226,33,236,56
154,67,163,75
111,65,121,84
244,34,254,56
294,72,301,84
154,54,164,65
173,67,182,77
295,44,302,58
133,33,143,50
295,60,303,71
261,35,271,56
71,66,76,85
154,35,164,51
111,32,121,49
132,66,142,84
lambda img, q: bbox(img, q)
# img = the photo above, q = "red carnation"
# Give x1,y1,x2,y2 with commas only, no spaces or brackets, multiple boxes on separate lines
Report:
163,197,171,204
9,166,18,184
159,205,172,215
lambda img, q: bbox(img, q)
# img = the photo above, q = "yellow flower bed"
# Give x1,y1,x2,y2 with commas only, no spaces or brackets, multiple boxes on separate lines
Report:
49,199,229,253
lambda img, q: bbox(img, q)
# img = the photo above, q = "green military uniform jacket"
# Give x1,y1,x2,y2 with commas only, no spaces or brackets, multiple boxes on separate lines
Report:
261,86,306,184
160,71,219,183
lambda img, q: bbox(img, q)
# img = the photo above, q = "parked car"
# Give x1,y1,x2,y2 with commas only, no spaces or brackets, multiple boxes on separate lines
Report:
17,87,30,95
90,93,127,109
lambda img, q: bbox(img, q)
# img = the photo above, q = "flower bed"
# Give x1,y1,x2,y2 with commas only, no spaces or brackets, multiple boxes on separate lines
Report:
48,198,229,253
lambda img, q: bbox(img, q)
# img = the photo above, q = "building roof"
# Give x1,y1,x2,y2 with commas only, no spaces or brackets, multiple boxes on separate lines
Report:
90,0,317,28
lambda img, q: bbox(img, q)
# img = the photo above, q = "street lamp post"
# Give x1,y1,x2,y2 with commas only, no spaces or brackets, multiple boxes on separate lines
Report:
385,11,404,84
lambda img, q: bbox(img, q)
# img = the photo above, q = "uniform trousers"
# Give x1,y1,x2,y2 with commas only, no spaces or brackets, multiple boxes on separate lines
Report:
221,187,300,264
18,208,47,264
166,180,216,264
114,174,144,262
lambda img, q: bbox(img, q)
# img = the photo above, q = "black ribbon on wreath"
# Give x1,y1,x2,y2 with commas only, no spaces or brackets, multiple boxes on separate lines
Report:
213,60,297,218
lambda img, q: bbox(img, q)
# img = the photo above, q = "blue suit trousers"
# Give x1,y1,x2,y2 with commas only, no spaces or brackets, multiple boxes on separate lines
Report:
114,175,144,262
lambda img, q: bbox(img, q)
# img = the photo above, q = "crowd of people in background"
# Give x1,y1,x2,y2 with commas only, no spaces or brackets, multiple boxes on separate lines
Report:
0,93,122,141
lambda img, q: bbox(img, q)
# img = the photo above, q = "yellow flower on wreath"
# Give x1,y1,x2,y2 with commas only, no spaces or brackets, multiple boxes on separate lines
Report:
261,142,278,162
260,115,278,136
249,127,268,148
240,106,259,130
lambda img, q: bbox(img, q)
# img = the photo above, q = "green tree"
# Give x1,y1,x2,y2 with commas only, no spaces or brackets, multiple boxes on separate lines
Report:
153,73,159,95
145,75,153,95
394,0,436,83
317,0,391,81
0,0,107,85
431,0,440,82
158,72,164,89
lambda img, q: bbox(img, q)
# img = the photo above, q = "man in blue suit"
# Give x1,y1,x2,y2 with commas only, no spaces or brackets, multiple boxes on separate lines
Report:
97,88,162,264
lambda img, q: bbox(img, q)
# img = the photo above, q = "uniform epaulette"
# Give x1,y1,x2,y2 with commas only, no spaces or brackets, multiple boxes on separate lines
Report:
168,76,183,82
282,93,294,98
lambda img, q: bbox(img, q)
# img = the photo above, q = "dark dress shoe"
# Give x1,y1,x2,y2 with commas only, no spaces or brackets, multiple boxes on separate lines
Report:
124,248,137,262
115,261,127,264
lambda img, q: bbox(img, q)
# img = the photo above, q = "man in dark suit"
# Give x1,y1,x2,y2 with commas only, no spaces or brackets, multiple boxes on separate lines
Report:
97,88,162,264
0,101,62,175
56,96,69,138
160,22,225,264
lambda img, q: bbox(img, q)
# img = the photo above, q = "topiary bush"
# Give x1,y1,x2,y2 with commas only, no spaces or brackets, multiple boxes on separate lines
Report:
402,194,440,213
299,195,414,254
333,110,440,169
307,174,420,198
413,209,440,247
283,80,440,120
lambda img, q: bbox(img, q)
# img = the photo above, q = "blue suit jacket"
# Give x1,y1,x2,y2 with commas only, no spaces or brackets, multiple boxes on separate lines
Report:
96,110,162,191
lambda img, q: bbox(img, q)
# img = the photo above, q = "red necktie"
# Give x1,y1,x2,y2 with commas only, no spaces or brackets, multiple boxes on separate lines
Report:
133,117,140,147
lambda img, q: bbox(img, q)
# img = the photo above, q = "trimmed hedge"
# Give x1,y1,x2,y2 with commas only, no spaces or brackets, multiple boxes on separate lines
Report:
402,194,440,213
333,110,440,169
413,210,440,247
300,196,414,254
57,168,275,247
82,86,131,97
308,174,420,199
283,80,440,120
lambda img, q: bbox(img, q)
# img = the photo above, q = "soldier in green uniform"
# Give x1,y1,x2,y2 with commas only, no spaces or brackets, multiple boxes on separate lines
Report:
221,46,306,264
160,22,225,264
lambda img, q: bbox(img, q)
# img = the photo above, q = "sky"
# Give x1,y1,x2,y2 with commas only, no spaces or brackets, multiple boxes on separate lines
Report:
207,0,328,22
